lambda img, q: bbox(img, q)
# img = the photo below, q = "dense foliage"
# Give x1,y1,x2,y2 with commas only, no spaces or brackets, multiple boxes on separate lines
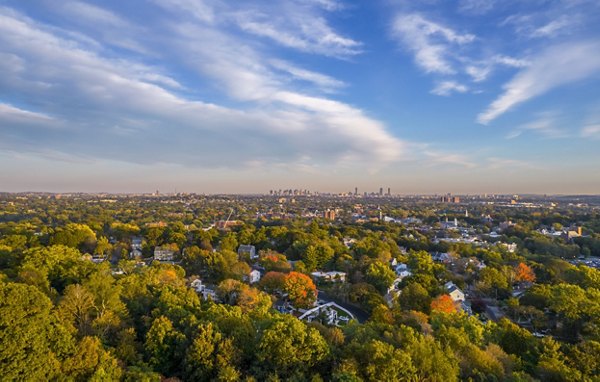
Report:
1,193,599,381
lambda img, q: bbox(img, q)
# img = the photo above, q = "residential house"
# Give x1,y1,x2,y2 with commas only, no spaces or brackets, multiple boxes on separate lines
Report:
248,269,261,284
311,271,347,283
445,281,465,302
431,252,453,263
189,279,218,301
238,244,257,260
190,279,204,293
562,227,582,241
154,246,175,261
130,237,143,259
394,263,412,279
298,302,355,326
342,237,357,248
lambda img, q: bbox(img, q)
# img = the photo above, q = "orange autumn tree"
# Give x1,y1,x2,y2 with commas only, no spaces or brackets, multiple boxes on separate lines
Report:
259,251,292,273
259,271,287,294
514,262,536,283
283,272,317,308
430,294,457,314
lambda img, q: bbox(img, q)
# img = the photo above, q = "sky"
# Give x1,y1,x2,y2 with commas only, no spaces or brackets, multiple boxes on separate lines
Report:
1,0,599,194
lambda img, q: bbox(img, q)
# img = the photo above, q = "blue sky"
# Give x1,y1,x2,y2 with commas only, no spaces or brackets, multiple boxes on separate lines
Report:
1,0,599,194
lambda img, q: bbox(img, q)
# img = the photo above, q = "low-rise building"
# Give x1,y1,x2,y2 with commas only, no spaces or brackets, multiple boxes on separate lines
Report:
445,281,465,302
248,269,261,284
238,244,257,260
394,263,412,279
190,279,218,301
154,247,175,261
311,271,347,283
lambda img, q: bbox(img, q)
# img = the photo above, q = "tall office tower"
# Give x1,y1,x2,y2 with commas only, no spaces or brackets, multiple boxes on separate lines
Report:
387,187,391,196
379,187,383,196
355,187,358,196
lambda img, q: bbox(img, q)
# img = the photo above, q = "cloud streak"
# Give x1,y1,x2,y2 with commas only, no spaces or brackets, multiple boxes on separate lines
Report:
478,41,600,124
0,5,403,173
392,13,475,74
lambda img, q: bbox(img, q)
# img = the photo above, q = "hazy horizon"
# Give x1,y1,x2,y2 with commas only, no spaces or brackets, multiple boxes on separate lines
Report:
1,1,599,193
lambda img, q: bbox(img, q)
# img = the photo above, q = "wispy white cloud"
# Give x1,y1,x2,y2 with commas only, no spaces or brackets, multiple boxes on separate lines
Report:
477,41,600,124
506,111,570,139
302,0,345,12
392,13,475,74
503,13,581,40
531,15,577,38
458,0,497,15
0,102,55,122
486,157,540,170
430,81,468,96
423,150,476,168
152,0,216,23
234,9,362,58
466,55,529,82
153,0,362,59
54,1,149,54
581,124,600,138
269,59,346,92
60,1,130,28
0,6,403,172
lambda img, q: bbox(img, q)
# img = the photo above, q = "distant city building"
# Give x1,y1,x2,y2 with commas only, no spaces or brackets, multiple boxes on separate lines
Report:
379,187,383,196
440,194,460,203
324,209,336,220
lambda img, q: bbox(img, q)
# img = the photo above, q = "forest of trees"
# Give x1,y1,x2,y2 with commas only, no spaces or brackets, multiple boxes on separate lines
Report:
0,194,599,381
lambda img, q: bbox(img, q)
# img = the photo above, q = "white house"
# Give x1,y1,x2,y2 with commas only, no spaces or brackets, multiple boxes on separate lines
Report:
238,244,257,260
248,269,261,284
131,237,143,250
154,247,175,261
431,252,453,263
190,279,204,293
311,271,347,283
445,281,465,302
394,263,412,279
298,302,355,326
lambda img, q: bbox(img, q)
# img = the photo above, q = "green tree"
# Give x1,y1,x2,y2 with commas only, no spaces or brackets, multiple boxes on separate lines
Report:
144,316,186,376
62,336,123,381
256,315,330,378
366,260,396,293
398,282,432,313
51,223,97,252
184,322,241,381
360,340,417,381
0,281,70,380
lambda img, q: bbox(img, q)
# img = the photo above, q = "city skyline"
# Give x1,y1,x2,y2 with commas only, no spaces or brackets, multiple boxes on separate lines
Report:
1,1,600,194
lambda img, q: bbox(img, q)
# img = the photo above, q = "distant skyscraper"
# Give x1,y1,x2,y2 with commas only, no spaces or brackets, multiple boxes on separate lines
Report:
387,187,391,196
355,187,358,196
379,187,383,196
324,209,336,220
